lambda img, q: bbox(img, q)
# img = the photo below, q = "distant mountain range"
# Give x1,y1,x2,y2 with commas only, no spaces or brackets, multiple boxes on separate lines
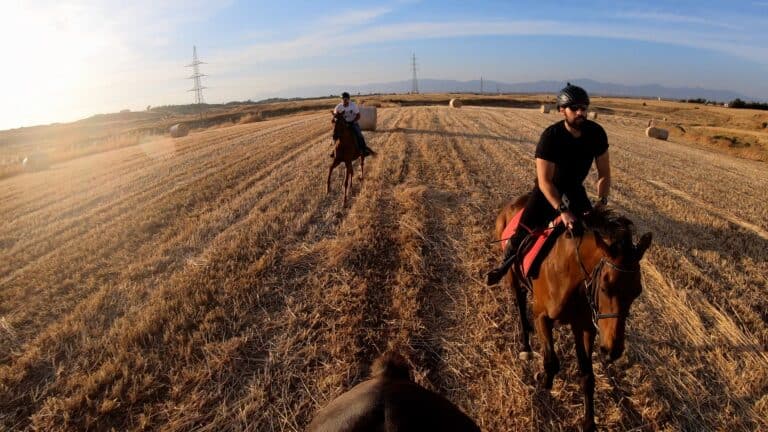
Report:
273,78,757,103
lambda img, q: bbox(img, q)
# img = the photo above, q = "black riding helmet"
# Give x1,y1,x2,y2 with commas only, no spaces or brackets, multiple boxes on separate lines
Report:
341,91,351,99
556,83,589,108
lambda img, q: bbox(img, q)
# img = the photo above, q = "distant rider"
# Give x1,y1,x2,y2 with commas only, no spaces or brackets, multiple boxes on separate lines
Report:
332,92,372,156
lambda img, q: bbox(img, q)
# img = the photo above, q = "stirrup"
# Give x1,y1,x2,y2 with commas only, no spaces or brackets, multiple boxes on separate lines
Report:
486,255,516,286
486,262,512,285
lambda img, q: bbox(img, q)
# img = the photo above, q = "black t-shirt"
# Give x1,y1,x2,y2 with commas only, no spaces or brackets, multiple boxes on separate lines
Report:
535,120,608,193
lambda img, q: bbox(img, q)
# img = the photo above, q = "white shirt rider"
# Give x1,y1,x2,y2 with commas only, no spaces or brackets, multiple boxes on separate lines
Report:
334,101,359,123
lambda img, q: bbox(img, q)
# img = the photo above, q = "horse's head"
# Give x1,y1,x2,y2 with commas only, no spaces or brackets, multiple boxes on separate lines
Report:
585,211,652,363
332,111,349,137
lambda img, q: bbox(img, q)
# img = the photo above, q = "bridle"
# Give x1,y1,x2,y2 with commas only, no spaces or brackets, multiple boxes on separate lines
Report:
573,234,640,330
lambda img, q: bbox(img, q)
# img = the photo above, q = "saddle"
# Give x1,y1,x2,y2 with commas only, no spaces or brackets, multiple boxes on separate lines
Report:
500,210,567,279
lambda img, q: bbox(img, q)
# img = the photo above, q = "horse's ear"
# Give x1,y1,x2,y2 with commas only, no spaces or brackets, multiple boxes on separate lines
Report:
635,232,653,260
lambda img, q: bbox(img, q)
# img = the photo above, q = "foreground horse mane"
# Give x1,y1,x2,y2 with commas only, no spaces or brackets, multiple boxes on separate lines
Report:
371,351,411,380
307,351,480,432
582,206,636,253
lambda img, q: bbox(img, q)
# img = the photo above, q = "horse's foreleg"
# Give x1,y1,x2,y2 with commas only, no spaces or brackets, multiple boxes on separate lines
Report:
344,162,353,206
327,161,340,194
534,313,559,389
359,156,364,181
508,274,532,359
573,323,597,432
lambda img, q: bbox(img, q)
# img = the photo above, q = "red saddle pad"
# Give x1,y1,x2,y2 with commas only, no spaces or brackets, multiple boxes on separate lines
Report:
500,210,563,278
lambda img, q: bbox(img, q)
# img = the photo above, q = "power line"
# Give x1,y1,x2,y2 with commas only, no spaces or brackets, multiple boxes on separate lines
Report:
186,45,207,120
411,53,419,94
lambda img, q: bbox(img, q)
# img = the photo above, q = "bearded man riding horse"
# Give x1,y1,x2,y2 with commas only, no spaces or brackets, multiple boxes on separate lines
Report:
487,83,653,432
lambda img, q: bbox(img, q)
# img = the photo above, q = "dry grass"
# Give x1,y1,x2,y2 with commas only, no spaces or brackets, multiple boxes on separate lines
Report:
0,105,766,431
237,113,262,125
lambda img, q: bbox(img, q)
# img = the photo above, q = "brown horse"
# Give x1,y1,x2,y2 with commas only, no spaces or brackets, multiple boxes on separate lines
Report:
327,112,371,206
307,352,480,432
494,193,652,432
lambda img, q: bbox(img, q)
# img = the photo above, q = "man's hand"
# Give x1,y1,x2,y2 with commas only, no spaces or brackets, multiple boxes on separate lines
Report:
561,210,577,229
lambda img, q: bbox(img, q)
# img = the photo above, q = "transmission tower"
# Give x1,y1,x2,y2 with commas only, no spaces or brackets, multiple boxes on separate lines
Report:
411,53,419,94
186,45,207,120
480,76,484,94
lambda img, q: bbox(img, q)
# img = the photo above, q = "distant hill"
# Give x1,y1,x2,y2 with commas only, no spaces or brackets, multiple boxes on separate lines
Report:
272,78,756,103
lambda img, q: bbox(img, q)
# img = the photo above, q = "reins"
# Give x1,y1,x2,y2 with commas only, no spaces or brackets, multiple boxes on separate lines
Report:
573,233,639,330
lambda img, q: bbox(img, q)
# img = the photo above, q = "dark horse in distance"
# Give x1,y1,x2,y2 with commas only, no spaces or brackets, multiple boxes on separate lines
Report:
494,193,652,432
327,111,374,206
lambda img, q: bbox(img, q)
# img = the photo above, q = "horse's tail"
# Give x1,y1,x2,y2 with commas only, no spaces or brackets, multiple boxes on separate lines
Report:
371,351,411,381
366,148,377,158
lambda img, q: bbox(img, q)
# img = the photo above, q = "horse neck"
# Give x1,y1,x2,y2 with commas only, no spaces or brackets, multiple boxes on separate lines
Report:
556,231,607,285
336,125,356,149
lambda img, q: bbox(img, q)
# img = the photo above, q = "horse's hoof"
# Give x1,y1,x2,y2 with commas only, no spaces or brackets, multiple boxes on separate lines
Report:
535,372,553,390
518,351,533,361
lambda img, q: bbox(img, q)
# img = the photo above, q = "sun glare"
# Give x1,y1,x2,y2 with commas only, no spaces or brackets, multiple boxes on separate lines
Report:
1,3,115,128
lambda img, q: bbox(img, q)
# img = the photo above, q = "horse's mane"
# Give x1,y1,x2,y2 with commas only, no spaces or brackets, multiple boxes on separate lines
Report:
582,206,635,254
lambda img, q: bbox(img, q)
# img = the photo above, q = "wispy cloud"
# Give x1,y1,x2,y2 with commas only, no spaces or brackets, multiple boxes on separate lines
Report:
615,11,738,30
210,17,768,73
319,7,393,27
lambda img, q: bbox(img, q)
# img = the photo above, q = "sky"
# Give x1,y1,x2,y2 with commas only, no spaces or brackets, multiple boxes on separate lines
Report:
1,0,767,130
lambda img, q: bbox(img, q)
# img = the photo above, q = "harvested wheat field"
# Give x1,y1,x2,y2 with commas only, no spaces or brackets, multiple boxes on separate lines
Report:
1,106,766,431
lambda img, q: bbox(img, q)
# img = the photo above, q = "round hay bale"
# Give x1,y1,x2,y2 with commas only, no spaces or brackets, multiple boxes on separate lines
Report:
540,104,550,114
587,111,598,120
358,107,377,131
169,123,189,138
646,127,669,140
449,98,462,108
22,153,50,171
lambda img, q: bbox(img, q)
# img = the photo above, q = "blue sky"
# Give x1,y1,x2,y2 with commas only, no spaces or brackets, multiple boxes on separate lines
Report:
1,0,767,130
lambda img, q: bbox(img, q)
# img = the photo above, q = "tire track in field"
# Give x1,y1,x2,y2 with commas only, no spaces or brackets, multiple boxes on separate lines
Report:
0,115,326,250
0,122,271,220
0,116,330,283
214,108,412,430
0,121,328,302
378,107,488,419
0,115,317,245
0,114,340,430
0,119,332,362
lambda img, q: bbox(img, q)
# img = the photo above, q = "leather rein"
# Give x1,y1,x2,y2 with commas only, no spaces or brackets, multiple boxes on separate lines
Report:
573,234,639,329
